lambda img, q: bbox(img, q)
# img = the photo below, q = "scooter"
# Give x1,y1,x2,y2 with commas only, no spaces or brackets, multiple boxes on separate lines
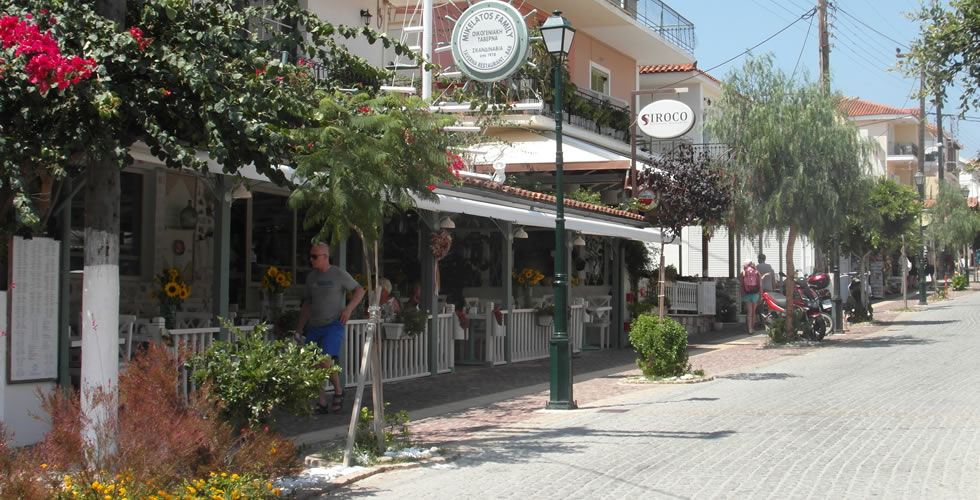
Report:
846,271,873,322
759,277,828,341
806,273,834,334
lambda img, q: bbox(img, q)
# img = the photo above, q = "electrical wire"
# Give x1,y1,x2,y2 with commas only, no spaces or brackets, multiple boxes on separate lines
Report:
656,7,816,91
836,6,909,51
790,12,816,82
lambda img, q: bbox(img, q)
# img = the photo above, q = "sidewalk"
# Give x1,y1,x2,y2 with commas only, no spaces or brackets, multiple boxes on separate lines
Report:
274,283,979,453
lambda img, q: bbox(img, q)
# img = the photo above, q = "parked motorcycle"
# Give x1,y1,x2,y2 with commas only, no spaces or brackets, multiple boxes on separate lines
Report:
759,275,828,341
806,272,834,333
846,271,873,322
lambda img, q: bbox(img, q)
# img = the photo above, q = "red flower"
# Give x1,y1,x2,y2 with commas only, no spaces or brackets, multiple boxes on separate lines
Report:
255,67,265,76
492,307,503,326
427,184,436,191
358,106,371,113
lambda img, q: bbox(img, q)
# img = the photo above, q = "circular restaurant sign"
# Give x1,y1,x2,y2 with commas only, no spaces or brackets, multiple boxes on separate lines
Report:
637,99,697,139
451,1,529,83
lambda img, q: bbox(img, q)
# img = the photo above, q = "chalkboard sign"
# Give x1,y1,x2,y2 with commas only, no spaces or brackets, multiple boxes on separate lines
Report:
7,236,60,382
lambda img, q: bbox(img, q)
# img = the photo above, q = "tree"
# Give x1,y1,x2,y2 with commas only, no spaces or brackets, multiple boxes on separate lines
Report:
841,178,921,303
904,0,980,126
2,0,417,454
636,144,733,319
706,55,871,332
928,183,980,278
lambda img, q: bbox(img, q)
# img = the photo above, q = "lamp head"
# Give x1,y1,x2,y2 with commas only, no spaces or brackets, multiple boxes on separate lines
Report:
540,10,575,57
914,170,924,186
514,226,528,239
439,216,456,229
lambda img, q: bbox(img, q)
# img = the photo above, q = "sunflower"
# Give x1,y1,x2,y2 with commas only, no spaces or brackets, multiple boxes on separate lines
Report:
275,273,289,286
267,266,278,277
164,282,180,298
178,284,190,300
168,268,179,281
523,269,533,279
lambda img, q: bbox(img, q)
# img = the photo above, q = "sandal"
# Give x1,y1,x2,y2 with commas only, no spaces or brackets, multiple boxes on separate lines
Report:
329,391,345,413
315,402,330,415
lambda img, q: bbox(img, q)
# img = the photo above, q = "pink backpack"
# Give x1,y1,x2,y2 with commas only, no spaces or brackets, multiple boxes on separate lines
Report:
743,268,760,294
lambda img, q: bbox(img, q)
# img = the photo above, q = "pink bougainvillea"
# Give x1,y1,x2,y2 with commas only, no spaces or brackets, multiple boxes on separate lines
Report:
0,15,95,94
445,151,464,178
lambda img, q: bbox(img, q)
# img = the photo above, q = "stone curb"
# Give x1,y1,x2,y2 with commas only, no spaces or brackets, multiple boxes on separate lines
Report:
292,452,458,497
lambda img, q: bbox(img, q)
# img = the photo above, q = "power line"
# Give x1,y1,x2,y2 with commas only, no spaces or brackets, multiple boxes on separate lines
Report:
836,6,909,50
791,12,816,81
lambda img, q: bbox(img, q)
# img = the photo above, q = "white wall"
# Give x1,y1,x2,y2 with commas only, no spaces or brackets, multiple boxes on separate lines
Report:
0,291,54,446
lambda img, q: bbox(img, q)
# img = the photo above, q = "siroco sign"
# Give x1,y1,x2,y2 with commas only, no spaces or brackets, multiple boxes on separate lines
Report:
637,99,696,139
451,1,529,83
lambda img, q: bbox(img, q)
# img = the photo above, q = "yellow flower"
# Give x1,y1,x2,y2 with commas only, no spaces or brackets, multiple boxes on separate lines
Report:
267,266,278,277
275,273,288,286
168,268,179,280
186,485,197,494
40,463,47,469
164,282,180,298
178,284,190,300
209,472,216,478
220,472,227,478
523,269,533,278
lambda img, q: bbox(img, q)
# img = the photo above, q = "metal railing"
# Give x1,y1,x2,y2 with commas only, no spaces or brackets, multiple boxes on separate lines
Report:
642,140,734,161
605,0,696,54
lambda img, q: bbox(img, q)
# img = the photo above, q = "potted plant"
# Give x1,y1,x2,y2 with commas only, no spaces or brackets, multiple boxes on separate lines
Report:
384,307,428,340
534,304,555,327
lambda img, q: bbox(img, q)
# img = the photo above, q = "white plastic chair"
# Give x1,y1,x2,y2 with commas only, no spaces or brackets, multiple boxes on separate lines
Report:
118,314,136,361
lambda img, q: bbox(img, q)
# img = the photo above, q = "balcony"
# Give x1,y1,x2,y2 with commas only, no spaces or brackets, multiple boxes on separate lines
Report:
641,139,734,162
608,0,696,54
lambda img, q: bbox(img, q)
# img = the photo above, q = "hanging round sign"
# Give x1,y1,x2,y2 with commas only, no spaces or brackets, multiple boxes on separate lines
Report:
637,99,696,139
450,1,530,82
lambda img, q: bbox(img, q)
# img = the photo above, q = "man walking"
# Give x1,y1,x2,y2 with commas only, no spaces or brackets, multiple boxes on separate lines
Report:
296,242,365,414
756,253,775,292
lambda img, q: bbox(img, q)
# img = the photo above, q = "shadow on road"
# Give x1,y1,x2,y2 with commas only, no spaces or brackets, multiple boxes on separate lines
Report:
719,372,797,381
883,319,956,326
837,335,936,348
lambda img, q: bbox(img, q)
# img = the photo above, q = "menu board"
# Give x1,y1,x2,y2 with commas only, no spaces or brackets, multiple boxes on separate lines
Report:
7,236,60,382
870,260,884,299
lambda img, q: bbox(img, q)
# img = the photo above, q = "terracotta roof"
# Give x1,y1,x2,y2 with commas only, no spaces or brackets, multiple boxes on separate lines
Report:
840,97,938,136
459,177,646,221
639,63,721,85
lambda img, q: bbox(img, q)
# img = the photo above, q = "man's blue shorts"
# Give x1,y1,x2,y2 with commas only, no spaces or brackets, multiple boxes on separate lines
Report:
305,320,344,358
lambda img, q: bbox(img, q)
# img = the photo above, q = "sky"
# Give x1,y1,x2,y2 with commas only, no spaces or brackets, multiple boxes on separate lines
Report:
677,0,980,161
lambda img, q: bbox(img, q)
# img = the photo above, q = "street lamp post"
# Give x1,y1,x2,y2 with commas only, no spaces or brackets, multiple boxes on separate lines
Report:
541,10,576,410
915,170,927,305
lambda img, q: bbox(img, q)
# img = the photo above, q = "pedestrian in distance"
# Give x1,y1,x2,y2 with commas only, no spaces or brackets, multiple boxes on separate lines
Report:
742,260,762,333
296,242,366,414
756,253,775,292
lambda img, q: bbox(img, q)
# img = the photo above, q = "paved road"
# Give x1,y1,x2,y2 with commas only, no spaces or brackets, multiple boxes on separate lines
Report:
332,292,980,498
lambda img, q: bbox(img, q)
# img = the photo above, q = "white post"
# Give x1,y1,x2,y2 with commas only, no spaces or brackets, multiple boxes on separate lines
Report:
422,0,433,100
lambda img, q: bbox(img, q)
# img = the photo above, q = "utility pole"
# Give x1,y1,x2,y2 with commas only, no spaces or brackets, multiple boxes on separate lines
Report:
936,96,944,182
817,0,842,332
818,0,830,91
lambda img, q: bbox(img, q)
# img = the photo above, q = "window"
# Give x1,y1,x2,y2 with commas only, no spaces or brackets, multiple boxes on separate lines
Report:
590,63,610,95
68,171,144,275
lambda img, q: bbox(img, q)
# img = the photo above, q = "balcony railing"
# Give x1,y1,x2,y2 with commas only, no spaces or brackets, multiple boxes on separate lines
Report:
605,0,696,54
642,139,734,161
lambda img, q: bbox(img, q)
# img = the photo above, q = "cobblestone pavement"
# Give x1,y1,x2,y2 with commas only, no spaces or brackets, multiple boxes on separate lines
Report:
318,286,980,498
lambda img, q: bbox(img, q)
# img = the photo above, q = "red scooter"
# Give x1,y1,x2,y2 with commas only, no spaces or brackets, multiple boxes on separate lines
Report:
759,276,828,341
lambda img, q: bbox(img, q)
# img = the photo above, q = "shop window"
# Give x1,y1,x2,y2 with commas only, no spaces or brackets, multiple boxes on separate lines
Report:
68,170,144,276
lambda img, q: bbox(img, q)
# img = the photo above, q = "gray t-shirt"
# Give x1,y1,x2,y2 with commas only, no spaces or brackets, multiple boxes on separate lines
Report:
304,266,361,327
756,262,775,292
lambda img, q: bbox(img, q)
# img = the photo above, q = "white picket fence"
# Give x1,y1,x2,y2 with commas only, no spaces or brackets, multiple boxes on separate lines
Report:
483,304,586,365
664,281,716,315
341,312,454,388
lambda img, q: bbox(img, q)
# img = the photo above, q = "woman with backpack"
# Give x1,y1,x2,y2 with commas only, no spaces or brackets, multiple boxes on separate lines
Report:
742,260,762,333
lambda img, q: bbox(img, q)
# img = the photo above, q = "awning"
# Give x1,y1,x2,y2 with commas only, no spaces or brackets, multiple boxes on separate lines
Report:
414,192,669,243
469,130,631,172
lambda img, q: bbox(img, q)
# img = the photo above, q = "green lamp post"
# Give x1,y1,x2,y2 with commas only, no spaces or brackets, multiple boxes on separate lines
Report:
540,10,576,410
915,169,927,305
